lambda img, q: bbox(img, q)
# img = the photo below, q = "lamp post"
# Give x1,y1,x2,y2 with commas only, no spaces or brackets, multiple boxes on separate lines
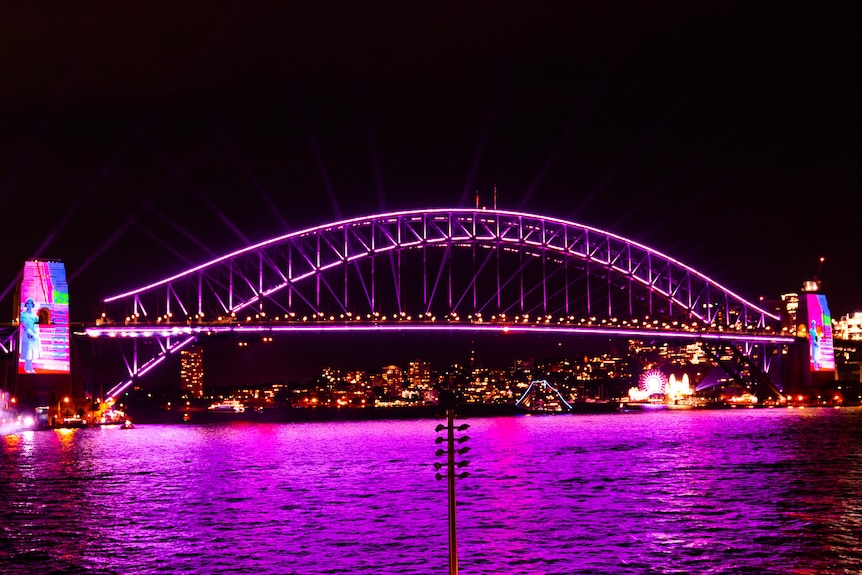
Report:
56,396,69,426
435,401,470,575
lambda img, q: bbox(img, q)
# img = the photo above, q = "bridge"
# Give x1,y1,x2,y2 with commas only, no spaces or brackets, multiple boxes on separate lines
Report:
61,208,791,399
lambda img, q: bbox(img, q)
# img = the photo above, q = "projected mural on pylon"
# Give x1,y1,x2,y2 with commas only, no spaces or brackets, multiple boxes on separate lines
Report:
15,260,71,375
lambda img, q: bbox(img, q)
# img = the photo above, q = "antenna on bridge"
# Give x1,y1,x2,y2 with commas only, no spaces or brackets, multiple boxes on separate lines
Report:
475,190,479,210
493,184,497,210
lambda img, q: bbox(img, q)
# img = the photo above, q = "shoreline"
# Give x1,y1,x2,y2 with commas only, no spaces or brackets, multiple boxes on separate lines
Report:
127,401,630,424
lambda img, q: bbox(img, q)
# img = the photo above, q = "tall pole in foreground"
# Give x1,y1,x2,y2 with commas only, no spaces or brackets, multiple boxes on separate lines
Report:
446,405,458,575
435,391,470,575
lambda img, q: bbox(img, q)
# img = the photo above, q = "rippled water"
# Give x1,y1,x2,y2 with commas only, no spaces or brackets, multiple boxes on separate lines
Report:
2,408,862,574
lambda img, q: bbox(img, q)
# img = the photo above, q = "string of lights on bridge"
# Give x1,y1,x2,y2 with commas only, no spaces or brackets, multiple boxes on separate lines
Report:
87,309,795,345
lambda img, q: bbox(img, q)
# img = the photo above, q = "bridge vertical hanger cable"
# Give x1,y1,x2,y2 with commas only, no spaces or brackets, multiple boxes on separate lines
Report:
472,213,477,311
496,215,502,313
396,218,402,313
258,251,264,313
343,227,349,312
542,219,547,315
316,233,321,310
453,249,496,314
423,216,428,310
627,244,634,317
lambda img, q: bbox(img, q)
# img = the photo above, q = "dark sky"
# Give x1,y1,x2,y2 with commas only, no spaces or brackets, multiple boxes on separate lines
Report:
2,1,860,328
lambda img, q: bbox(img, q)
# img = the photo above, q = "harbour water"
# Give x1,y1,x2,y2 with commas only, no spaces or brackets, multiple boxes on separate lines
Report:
2,407,861,574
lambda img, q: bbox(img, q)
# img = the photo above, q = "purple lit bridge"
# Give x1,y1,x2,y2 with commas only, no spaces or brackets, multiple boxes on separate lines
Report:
87,208,794,399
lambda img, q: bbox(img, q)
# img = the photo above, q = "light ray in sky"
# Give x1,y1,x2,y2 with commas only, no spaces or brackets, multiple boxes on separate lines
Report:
458,3,526,208
566,84,698,223
518,15,635,211
0,117,49,208
218,133,291,232
260,7,343,220
347,2,387,212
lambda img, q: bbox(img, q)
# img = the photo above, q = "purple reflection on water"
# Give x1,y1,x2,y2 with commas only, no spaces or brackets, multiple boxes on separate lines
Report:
1,408,861,574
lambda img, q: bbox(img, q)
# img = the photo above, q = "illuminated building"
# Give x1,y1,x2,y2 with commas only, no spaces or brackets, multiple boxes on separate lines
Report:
513,358,534,376
407,360,431,390
381,365,404,397
781,293,799,331
179,346,204,398
835,312,862,341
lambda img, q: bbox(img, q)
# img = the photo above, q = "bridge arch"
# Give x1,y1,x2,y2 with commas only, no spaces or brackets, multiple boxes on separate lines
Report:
103,208,777,327
93,208,785,398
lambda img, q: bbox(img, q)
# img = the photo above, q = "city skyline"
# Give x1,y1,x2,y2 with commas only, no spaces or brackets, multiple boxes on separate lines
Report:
2,3,859,326
3,7,860,567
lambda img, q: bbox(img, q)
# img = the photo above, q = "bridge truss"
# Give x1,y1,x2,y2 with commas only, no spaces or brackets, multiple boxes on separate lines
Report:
86,208,792,398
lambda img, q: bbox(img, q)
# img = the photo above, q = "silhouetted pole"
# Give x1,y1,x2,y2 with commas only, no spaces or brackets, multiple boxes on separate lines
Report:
446,405,458,575
436,389,470,575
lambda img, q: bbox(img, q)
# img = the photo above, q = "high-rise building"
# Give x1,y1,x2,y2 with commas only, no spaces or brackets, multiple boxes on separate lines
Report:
835,312,862,341
780,293,799,331
381,365,404,397
180,346,204,398
407,360,431,390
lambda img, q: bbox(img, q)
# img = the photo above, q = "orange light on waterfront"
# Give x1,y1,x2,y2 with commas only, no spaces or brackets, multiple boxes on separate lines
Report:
56,396,70,423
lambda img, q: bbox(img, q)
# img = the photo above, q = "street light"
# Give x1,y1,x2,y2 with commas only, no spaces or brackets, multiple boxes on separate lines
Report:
56,396,69,426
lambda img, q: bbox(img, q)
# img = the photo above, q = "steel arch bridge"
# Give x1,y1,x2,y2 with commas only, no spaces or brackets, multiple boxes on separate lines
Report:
86,208,792,398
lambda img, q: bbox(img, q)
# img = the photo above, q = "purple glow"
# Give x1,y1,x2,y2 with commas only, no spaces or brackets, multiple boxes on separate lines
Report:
104,335,195,399
18,260,71,374
87,323,794,345
97,209,784,394
801,293,836,372
640,369,667,393
102,208,778,322
3,411,861,573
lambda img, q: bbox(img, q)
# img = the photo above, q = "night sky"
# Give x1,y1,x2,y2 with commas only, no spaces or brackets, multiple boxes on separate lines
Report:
2,2,860,375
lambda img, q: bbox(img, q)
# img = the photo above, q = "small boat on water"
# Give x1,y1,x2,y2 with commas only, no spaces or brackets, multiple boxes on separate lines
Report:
208,400,246,413
53,416,88,429
93,408,132,427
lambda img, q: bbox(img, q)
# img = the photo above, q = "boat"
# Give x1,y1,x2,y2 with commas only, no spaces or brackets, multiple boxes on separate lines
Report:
92,408,132,427
207,400,246,413
53,416,88,429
